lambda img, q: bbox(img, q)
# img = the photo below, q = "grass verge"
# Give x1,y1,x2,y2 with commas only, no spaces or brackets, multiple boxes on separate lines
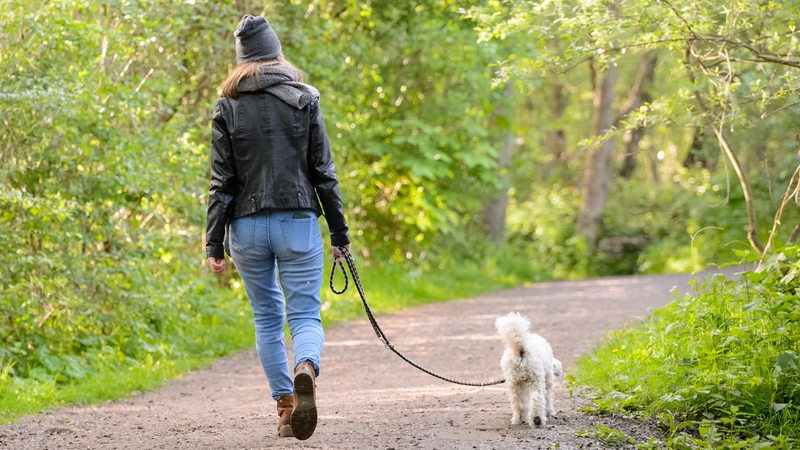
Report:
0,287,253,424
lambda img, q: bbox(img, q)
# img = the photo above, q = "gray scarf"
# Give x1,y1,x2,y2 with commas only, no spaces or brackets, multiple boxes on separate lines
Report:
238,64,320,109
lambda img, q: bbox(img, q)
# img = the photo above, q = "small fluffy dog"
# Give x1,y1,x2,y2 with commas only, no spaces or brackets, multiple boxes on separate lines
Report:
495,312,562,427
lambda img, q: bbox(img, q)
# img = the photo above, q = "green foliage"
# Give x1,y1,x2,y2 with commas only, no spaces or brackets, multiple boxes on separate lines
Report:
602,173,762,275
272,0,503,248
506,184,592,279
0,0,513,421
0,286,254,422
574,246,800,447
0,0,251,418
504,168,793,277
576,425,636,448
468,0,800,111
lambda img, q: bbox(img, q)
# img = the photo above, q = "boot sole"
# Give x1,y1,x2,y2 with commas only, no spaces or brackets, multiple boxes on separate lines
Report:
291,372,317,440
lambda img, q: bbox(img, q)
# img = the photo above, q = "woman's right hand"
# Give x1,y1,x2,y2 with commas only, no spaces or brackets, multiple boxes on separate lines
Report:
332,244,350,264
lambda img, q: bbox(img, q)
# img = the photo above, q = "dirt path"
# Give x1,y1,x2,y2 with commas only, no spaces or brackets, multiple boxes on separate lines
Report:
0,271,722,449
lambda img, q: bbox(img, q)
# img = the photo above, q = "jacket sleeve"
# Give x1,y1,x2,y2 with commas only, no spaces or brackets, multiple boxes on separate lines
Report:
206,99,238,259
307,100,350,247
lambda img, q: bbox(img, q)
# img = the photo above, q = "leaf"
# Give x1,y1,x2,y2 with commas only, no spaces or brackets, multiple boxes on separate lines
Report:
494,113,511,129
742,300,762,312
775,352,799,371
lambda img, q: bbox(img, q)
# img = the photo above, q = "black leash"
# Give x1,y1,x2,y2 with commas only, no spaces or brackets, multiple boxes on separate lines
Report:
329,247,505,387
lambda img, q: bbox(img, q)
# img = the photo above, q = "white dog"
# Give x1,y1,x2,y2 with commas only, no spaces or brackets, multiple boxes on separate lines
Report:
495,312,562,427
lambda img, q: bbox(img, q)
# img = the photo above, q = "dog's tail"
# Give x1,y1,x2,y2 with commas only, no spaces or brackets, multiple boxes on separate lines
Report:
495,312,530,355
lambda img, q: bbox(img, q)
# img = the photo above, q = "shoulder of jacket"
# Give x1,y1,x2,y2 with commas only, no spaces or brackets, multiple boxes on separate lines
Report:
214,97,235,115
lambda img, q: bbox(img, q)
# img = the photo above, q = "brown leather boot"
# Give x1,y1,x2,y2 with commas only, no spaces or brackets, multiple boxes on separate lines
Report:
276,395,294,437
290,361,317,440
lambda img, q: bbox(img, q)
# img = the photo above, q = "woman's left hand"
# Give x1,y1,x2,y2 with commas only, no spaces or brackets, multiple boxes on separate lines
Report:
207,257,226,275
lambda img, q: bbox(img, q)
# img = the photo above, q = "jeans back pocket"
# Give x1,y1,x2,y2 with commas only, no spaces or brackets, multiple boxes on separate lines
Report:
230,215,256,254
280,212,317,254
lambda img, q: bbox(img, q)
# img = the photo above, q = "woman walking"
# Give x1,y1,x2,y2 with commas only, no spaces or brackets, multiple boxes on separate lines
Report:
205,14,350,441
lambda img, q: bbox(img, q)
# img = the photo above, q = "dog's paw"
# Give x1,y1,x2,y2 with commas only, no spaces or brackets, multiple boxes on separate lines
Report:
533,416,545,427
553,358,563,377
511,415,522,425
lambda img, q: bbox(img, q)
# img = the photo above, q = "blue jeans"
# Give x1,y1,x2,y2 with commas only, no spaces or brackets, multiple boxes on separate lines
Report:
229,210,324,400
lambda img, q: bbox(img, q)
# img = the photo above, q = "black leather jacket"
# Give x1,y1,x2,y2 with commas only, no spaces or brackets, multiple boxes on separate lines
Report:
205,90,349,259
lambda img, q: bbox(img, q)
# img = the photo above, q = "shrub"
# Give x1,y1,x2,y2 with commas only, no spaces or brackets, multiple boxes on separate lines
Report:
575,246,800,447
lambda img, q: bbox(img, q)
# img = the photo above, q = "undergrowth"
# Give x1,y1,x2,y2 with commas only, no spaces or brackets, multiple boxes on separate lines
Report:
574,246,800,448
0,272,253,423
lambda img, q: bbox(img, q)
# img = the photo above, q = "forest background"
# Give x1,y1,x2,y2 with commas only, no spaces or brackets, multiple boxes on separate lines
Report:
1,0,799,446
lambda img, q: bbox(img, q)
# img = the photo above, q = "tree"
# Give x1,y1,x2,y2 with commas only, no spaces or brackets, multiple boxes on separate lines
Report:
484,86,517,244
467,0,800,256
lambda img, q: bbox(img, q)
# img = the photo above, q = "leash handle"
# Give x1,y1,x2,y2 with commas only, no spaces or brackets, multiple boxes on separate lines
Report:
329,258,348,295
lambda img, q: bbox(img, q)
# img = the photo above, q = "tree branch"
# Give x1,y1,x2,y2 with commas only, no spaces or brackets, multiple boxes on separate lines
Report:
762,162,800,258
684,45,764,253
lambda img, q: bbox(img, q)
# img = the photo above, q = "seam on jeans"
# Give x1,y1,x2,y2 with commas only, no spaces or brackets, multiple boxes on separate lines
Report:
265,210,272,252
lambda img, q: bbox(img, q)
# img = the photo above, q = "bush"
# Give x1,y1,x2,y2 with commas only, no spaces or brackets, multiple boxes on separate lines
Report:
574,246,800,447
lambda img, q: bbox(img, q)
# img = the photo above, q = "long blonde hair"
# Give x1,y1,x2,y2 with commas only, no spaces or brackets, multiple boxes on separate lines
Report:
220,56,306,98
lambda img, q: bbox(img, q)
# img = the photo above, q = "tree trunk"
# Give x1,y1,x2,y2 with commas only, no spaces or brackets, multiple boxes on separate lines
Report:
541,39,569,179
485,128,515,243
617,51,658,179
619,127,645,179
648,145,661,183
484,84,516,244
542,80,568,177
683,127,717,170
577,57,618,249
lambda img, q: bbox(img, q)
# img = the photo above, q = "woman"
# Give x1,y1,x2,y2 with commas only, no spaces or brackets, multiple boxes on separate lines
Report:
205,14,350,441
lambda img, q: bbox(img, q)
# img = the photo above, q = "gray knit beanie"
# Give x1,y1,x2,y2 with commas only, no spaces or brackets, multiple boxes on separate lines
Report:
235,14,282,64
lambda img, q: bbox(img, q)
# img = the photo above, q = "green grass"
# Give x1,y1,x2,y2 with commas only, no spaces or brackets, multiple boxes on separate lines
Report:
1,350,230,419
0,289,254,424
573,249,800,448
